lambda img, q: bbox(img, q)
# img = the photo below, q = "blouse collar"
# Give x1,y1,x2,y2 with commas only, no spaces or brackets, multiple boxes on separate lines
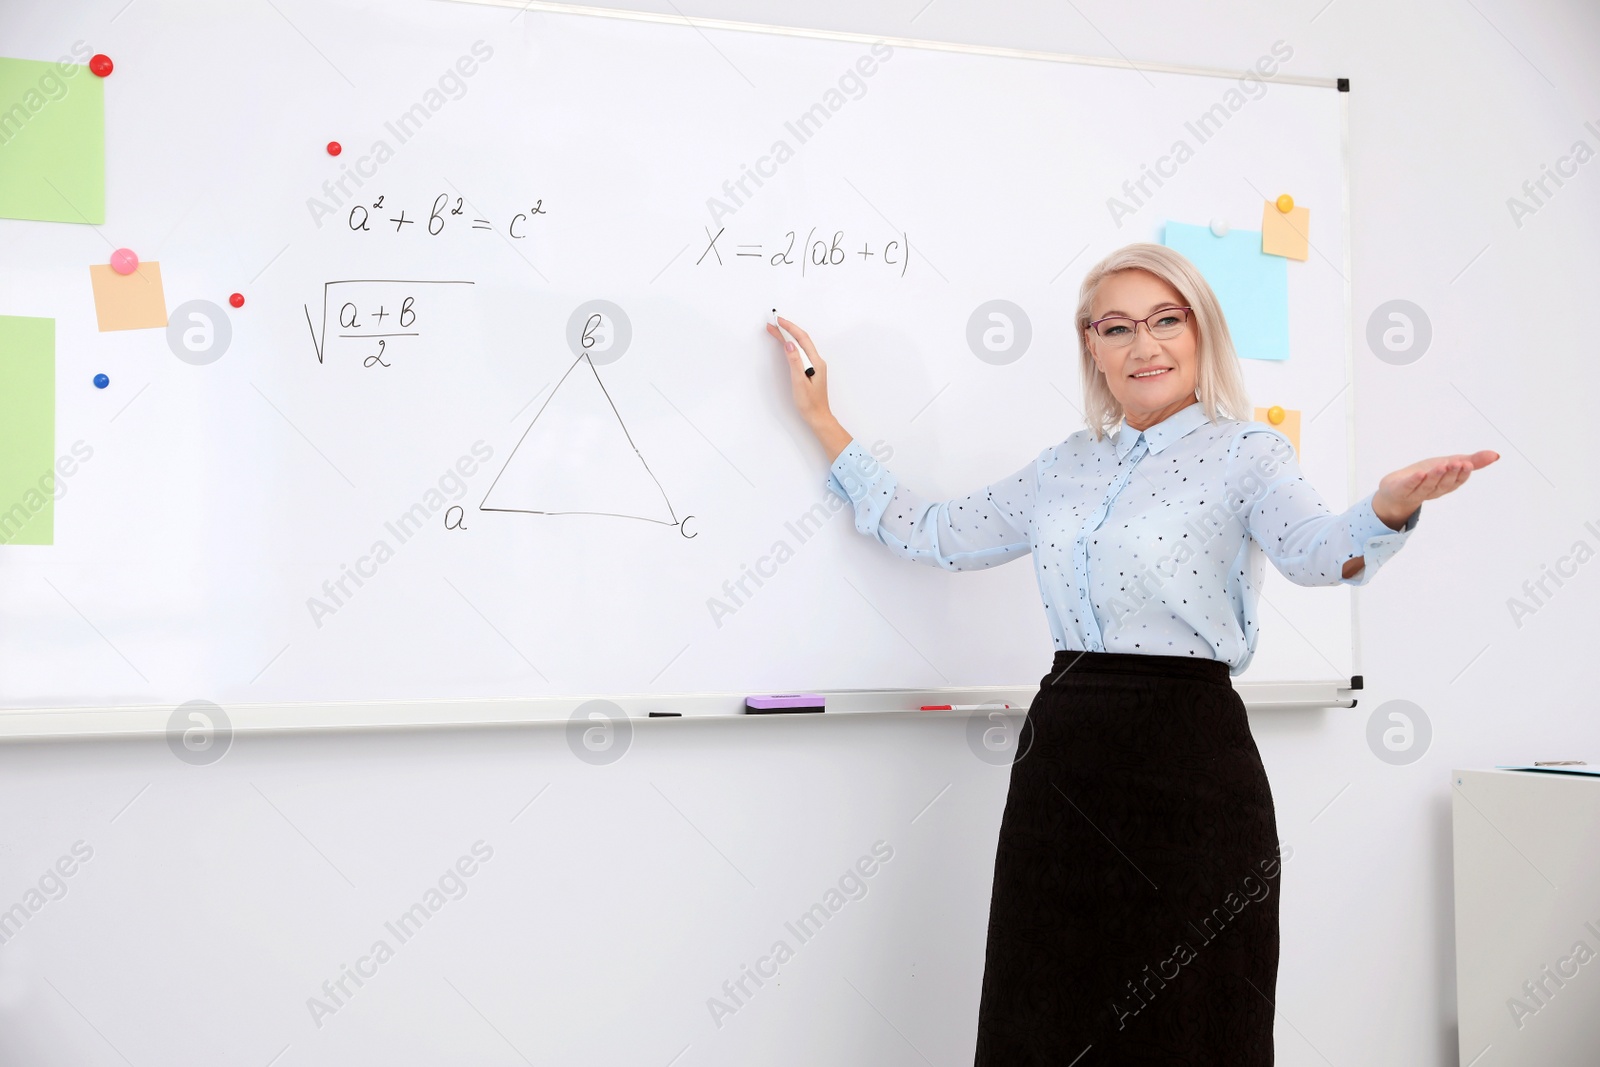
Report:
1114,401,1212,460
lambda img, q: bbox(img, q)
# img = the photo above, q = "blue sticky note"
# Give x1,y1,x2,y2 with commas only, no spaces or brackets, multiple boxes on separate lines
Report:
1162,222,1289,361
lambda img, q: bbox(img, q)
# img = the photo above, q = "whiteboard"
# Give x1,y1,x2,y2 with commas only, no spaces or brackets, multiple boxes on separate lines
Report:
0,1,1357,711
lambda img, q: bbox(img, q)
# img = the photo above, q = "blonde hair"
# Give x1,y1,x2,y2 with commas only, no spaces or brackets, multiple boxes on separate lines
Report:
1074,243,1253,440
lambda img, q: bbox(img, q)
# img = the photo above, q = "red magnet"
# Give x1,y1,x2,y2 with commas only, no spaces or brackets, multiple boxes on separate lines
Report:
109,248,139,275
89,54,113,77
229,293,245,308
326,141,342,156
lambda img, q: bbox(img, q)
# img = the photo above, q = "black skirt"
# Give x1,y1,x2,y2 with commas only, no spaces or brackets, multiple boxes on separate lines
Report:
973,651,1283,1066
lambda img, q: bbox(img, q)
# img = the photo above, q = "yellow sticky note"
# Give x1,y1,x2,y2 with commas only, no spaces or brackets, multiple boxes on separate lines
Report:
1261,200,1310,261
1255,406,1301,455
88,262,168,331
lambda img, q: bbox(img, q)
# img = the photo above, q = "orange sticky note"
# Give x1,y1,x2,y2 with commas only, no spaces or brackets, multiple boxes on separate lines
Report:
1260,201,1310,261
88,261,168,331
1255,406,1301,455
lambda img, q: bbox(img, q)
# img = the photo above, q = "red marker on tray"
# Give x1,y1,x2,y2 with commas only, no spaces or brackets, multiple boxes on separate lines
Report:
920,702,1012,711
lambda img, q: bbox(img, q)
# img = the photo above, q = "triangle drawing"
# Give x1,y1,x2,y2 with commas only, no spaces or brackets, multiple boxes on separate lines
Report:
481,353,679,526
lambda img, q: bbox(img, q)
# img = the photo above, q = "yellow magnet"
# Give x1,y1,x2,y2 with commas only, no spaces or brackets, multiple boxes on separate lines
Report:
1254,406,1301,455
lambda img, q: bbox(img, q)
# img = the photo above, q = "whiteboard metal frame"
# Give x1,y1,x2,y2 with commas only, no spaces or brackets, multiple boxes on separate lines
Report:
0,680,1356,742
1340,88,1365,684
442,0,1342,89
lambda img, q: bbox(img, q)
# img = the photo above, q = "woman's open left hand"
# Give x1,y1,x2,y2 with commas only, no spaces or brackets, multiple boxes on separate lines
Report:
1372,450,1500,529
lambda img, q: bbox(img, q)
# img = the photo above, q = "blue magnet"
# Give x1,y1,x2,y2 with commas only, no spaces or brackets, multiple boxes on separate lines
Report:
93,373,110,389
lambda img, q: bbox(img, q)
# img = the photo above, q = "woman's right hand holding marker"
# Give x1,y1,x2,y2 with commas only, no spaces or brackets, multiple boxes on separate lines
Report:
766,314,852,461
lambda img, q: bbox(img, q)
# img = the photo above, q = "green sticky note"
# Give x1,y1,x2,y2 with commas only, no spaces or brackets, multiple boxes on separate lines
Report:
0,57,105,224
0,316,56,545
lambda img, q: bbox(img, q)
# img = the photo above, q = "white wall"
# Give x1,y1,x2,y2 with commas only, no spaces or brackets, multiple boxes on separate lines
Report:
2,1,1597,1065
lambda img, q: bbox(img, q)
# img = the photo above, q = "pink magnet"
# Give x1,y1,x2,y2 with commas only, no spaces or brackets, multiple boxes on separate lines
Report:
110,248,139,275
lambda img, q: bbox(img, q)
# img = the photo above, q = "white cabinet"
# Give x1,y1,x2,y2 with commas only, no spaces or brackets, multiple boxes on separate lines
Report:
1452,768,1600,1064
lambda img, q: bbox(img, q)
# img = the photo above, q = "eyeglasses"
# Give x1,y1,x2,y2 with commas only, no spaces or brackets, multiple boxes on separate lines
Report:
1086,307,1193,347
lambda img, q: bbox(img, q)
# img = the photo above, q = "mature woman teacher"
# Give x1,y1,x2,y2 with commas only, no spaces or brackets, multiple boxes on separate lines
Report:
766,243,1497,1066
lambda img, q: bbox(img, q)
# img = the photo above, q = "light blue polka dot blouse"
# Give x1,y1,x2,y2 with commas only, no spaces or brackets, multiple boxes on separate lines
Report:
825,401,1420,676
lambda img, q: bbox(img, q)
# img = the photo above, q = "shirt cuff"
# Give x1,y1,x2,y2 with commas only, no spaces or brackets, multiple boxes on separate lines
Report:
826,439,900,536
826,439,878,503
1342,492,1420,584
1349,492,1421,540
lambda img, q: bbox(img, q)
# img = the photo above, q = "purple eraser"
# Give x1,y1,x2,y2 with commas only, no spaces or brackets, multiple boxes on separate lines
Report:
745,693,825,714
